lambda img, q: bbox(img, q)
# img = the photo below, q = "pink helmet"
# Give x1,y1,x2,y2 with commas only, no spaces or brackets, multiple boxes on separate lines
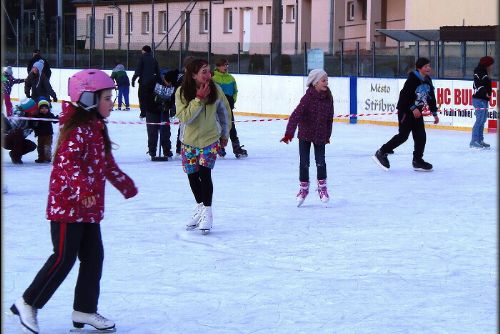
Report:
68,69,115,109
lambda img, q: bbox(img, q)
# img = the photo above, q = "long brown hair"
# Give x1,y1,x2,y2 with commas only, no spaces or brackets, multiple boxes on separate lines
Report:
54,104,112,158
179,58,218,105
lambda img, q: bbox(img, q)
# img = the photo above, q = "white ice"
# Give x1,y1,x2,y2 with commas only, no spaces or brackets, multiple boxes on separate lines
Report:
2,106,497,334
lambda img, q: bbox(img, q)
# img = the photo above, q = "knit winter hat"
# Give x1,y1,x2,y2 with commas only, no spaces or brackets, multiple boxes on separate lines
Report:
479,56,494,67
4,66,13,76
38,97,50,109
306,69,328,87
19,98,38,115
33,59,44,73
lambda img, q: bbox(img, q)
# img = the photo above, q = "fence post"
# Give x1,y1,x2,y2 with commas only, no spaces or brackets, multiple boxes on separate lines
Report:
16,20,19,68
269,42,273,75
372,41,375,77
73,18,76,68
237,42,241,74
397,40,400,77
304,42,307,75
102,19,105,69
340,41,344,76
356,42,360,76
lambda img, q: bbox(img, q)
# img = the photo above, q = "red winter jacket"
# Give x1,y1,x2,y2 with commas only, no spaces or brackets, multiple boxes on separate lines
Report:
46,103,137,223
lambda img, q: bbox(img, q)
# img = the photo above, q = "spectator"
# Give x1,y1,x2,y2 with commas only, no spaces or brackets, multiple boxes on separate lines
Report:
110,61,131,110
27,49,52,79
174,56,195,157
2,99,37,164
2,66,25,116
24,60,57,103
131,45,160,119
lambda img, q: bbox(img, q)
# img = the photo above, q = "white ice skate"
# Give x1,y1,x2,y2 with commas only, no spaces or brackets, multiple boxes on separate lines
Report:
10,297,39,334
296,181,309,207
317,179,330,203
198,206,213,234
70,311,116,333
186,202,204,230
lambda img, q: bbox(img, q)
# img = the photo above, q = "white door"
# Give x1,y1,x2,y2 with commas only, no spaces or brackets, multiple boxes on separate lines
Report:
242,9,251,52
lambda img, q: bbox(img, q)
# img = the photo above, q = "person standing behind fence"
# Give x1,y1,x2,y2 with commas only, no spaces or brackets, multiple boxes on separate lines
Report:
280,69,334,206
110,61,131,110
24,60,57,103
212,58,248,158
2,66,25,116
131,45,160,119
470,56,494,149
27,49,52,79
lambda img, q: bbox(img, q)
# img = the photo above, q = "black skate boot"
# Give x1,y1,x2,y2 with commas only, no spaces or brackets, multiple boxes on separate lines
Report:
233,145,248,159
412,159,433,172
372,149,389,171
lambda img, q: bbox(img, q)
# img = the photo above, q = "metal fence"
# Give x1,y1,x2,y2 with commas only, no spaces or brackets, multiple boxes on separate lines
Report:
3,17,497,80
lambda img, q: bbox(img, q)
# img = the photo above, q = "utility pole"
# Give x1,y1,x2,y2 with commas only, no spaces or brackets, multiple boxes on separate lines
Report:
271,0,282,71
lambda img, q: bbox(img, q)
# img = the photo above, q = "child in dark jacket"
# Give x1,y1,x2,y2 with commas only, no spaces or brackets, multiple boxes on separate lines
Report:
33,97,58,163
281,69,334,207
2,66,25,116
110,62,130,110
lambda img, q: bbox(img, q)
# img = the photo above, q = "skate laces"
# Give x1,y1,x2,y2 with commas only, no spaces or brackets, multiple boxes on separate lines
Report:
91,312,109,324
317,181,329,198
297,182,309,198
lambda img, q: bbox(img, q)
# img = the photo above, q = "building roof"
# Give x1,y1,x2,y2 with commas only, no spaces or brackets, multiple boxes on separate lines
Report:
377,26,498,42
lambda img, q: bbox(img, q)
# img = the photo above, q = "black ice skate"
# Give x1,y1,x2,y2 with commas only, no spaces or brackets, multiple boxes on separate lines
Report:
233,145,248,159
372,149,390,171
412,159,433,172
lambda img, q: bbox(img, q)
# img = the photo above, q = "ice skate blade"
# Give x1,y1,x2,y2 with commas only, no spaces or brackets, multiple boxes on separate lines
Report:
151,156,169,161
413,167,433,172
69,328,116,333
186,224,199,231
297,198,305,207
200,229,211,235
371,155,389,171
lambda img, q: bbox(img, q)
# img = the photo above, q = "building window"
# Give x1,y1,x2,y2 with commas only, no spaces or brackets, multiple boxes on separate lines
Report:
200,9,209,33
126,12,133,34
347,1,355,21
285,5,295,23
159,11,167,33
105,14,113,37
265,6,272,24
360,0,367,20
142,12,150,34
224,8,232,32
257,6,263,25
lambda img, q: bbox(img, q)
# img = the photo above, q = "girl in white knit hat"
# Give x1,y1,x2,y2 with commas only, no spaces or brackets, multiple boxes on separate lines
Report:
281,69,334,206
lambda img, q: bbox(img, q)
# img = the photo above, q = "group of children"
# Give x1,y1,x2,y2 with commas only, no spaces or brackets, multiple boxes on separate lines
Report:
4,54,494,333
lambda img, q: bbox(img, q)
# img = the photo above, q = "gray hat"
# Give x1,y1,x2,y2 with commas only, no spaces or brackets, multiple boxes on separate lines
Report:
4,66,13,76
306,69,328,87
33,59,44,73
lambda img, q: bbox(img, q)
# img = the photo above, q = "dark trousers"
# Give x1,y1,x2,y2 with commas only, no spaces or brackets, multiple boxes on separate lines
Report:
138,83,155,116
298,139,327,182
146,111,171,156
37,134,53,161
187,166,213,206
380,111,426,160
23,221,104,313
3,131,37,161
225,95,240,151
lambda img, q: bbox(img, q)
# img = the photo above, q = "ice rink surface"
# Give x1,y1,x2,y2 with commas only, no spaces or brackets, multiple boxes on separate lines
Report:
2,107,497,333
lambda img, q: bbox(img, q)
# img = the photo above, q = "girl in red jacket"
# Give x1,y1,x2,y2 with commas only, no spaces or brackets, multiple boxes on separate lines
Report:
10,69,138,334
281,69,334,207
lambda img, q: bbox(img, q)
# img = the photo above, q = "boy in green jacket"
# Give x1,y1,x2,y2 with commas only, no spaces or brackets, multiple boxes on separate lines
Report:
212,58,248,158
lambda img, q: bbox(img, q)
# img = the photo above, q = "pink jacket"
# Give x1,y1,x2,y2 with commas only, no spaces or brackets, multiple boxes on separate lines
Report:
46,103,137,223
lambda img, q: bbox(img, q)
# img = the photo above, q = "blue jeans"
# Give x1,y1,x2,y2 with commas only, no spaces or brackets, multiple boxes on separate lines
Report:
117,85,130,108
298,139,327,182
471,98,489,144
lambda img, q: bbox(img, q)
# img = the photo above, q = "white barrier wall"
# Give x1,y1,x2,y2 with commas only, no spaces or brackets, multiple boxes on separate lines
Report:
7,67,497,130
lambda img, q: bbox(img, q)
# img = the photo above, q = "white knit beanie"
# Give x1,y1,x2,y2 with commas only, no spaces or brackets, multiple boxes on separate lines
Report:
306,69,328,87
33,60,44,73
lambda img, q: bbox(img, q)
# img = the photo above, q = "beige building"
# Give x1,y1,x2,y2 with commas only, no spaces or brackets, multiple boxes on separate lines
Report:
74,0,497,53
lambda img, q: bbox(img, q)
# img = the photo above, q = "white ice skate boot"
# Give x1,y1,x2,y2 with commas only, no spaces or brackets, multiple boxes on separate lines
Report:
10,297,39,334
72,311,115,331
296,181,309,207
186,202,204,230
317,179,330,203
198,206,213,234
